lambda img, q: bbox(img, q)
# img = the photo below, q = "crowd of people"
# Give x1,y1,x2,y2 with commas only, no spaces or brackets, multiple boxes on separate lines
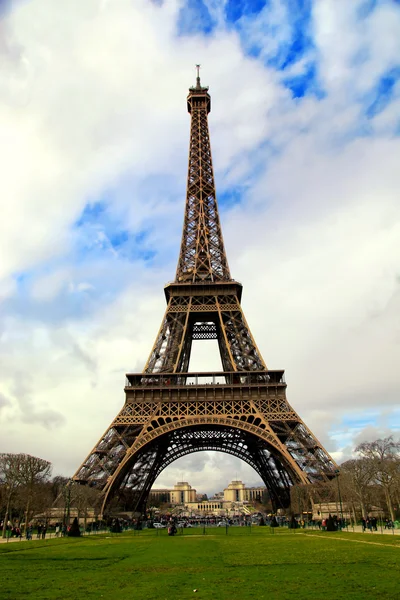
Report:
1,520,74,540
1,514,398,541
361,517,377,532
361,517,395,531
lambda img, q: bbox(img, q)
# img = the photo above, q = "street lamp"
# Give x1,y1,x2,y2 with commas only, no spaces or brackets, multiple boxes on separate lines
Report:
65,480,72,527
334,469,344,528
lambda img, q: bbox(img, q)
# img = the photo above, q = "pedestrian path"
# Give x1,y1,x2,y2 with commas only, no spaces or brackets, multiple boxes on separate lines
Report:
344,525,400,536
0,535,56,545
0,529,108,545
0,536,33,544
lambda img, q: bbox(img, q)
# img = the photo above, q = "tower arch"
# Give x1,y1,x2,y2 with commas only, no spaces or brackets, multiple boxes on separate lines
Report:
99,420,310,515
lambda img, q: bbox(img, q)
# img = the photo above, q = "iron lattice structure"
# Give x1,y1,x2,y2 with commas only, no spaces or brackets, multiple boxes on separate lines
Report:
73,74,337,515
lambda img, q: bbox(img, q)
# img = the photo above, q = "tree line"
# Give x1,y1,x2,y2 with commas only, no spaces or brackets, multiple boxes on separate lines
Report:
340,436,400,521
1,436,399,534
0,453,101,537
291,436,400,522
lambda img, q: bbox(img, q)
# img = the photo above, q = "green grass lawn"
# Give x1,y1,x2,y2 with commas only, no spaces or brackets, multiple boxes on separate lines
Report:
1,528,399,599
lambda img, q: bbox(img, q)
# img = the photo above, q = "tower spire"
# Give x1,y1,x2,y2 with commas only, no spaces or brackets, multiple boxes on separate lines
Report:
176,70,231,283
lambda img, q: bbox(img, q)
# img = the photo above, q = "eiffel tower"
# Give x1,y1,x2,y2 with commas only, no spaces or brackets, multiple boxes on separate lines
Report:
73,69,337,515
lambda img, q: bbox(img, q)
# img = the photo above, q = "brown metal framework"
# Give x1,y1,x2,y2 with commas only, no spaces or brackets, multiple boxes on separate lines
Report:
72,73,337,515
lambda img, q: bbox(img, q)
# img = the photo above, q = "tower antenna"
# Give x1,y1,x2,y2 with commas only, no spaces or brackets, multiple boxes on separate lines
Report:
195,64,201,88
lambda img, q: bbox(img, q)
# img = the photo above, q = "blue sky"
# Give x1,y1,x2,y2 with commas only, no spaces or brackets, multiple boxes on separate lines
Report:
0,0,399,492
62,0,399,310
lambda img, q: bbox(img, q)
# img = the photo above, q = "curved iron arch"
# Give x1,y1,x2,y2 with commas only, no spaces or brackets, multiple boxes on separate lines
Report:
101,423,305,516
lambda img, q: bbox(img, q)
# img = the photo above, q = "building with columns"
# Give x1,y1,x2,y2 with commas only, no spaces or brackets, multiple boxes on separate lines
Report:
149,480,267,516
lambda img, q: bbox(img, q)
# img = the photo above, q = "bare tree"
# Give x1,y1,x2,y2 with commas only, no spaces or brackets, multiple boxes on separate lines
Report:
18,455,52,532
355,436,400,521
0,454,25,537
71,484,102,530
50,476,70,503
19,481,54,525
307,480,337,520
290,484,313,517
341,458,375,519
0,453,52,536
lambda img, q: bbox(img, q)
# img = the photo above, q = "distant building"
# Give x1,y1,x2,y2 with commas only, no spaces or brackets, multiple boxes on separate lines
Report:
212,491,224,501
170,482,197,504
312,501,353,520
148,489,171,504
149,481,196,505
149,480,267,516
196,493,208,502
223,480,266,503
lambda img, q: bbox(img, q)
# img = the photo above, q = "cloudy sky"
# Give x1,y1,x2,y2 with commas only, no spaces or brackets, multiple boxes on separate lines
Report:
0,0,399,496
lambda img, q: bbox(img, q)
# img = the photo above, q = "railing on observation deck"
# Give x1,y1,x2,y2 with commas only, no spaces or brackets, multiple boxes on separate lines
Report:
125,371,285,388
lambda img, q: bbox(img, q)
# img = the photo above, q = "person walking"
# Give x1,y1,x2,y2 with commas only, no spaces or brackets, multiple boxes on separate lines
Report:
361,517,366,532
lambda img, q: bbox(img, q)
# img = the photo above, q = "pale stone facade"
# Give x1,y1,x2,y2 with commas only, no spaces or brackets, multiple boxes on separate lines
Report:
150,480,267,516
170,482,197,504
311,501,352,520
224,480,266,503
149,481,197,505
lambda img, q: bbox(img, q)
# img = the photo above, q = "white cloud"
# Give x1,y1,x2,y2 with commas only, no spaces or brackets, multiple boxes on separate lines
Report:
313,0,400,97
0,0,399,494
